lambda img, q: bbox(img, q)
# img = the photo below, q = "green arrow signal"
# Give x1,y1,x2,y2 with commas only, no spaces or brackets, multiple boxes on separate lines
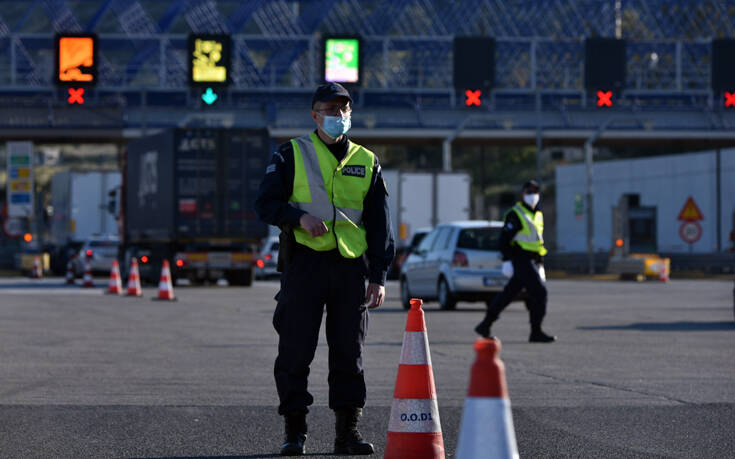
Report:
202,88,218,105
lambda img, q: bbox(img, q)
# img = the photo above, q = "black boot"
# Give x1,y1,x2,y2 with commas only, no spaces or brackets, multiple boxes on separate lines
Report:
280,411,307,456
334,408,374,455
529,325,556,343
474,320,494,338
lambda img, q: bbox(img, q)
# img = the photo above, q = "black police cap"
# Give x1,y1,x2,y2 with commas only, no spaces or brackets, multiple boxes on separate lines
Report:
312,82,353,108
522,180,540,192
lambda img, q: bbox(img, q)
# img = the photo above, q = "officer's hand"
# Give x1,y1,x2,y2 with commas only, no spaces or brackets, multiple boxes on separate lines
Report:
365,283,385,309
299,214,329,238
501,260,514,278
538,265,547,282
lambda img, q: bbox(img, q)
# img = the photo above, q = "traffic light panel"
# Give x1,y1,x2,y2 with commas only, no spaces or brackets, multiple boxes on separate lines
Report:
712,39,735,107
55,34,97,105
55,34,97,85
323,36,362,86
585,38,625,107
189,34,231,87
453,36,495,94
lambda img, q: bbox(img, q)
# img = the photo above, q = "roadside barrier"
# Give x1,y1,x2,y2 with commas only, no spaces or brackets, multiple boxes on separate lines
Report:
456,338,519,459
384,298,445,459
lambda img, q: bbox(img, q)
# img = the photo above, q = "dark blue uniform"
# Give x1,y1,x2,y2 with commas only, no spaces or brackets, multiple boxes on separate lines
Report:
255,132,395,415
477,202,551,339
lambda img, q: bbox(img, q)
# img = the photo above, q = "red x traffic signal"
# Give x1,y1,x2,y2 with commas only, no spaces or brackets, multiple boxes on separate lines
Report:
724,91,735,107
465,89,482,107
67,87,85,104
596,90,613,107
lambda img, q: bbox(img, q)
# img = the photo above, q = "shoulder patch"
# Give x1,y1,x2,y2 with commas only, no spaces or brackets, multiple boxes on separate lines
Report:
342,165,366,178
271,150,284,162
506,222,514,230
266,164,277,174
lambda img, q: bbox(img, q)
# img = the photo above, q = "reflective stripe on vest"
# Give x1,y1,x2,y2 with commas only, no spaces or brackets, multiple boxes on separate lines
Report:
510,203,547,256
289,133,374,258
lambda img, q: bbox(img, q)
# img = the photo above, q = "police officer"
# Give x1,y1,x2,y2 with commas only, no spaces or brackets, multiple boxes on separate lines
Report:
255,82,395,456
474,180,556,343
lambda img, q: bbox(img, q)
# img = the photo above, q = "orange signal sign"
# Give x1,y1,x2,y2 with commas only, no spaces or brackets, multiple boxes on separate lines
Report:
677,196,703,221
55,34,97,85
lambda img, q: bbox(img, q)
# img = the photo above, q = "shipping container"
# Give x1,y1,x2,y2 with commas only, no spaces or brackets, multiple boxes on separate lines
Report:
124,128,269,285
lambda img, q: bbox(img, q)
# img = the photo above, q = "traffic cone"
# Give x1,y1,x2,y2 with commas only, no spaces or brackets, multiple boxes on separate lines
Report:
154,260,176,301
384,298,445,459
107,259,123,295
65,257,75,284
126,258,142,297
659,259,670,283
81,257,94,287
31,255,42,278
456,338,519,459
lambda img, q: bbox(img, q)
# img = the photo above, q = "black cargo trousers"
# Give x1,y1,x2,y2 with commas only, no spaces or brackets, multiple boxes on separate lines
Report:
483,255,547,327
273,245,369,415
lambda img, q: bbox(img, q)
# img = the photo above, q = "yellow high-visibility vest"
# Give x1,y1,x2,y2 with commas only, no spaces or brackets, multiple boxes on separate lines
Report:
289,132,375,258
508,202,547,256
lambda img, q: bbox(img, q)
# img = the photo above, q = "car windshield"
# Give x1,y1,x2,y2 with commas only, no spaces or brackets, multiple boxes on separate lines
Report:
410,232,428,248
456,227,501,251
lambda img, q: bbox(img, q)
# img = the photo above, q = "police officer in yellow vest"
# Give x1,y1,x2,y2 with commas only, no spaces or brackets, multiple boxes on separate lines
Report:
255,82,395,456
475,180,556,343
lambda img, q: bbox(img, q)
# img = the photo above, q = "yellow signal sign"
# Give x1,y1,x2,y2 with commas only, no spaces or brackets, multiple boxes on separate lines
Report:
189,35,230,86
677,196,704,221
56,34,97,85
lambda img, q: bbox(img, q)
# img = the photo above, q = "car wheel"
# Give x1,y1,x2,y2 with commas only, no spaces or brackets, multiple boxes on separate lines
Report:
400,277,412,310
438,277,457,310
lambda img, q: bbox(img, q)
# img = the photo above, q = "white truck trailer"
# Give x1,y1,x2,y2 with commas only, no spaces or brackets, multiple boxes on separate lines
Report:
382,170,471,247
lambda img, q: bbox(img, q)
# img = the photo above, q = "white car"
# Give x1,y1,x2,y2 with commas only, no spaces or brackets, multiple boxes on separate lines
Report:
255,236,280,279
73,235,120,275
399,221,506,310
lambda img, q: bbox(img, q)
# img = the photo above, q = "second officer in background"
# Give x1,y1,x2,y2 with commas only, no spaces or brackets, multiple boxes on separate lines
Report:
475,180,556,343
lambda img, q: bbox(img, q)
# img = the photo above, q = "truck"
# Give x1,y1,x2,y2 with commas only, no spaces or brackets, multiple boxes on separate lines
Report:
124,128,269,286
382,170,471,246
49,170,121,273
382,170,471,279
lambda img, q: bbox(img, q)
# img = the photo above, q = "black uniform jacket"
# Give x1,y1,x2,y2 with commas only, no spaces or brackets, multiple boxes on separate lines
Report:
255,131,395,285
499,201,544,263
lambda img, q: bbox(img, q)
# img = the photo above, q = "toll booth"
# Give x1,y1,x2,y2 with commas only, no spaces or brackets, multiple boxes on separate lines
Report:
611,193,657,256
609,193,669,281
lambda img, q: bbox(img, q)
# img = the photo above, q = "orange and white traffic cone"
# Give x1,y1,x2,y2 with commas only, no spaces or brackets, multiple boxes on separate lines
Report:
31,255,42,278
659,259,670,283
126,258,142,297
385,298,445,459
154,260,176,301
456,338,519,459
81,257,94,288
107,259,123,295
65,257,75,284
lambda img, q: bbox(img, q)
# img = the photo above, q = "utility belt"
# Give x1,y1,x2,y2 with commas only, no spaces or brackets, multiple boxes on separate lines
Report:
510,245,544,264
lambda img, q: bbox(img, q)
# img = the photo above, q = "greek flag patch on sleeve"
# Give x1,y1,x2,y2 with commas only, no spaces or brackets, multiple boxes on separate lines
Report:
266,164,277,174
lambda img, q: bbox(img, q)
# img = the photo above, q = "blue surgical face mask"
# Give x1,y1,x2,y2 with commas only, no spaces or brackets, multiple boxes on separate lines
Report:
321,114,351,139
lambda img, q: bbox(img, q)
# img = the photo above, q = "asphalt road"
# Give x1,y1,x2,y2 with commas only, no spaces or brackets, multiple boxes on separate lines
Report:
0,276,733,458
